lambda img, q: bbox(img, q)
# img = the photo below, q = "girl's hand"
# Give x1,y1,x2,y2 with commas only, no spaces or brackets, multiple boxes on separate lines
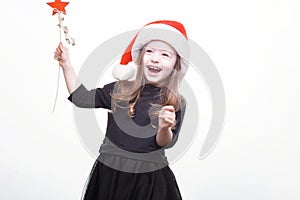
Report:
54,42,71,69
158,105,176,130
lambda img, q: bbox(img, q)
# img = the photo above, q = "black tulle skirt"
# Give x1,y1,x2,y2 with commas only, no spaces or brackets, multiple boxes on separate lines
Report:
81,155,182,200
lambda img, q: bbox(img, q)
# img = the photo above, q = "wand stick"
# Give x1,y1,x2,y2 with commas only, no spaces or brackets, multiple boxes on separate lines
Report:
52,9,63,113
50,8,75,112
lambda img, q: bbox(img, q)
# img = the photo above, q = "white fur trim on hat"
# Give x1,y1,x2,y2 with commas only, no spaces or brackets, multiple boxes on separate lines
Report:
132,24,190,63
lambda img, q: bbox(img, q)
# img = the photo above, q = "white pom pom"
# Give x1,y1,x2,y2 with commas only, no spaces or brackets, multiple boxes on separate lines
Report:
112,62,137,81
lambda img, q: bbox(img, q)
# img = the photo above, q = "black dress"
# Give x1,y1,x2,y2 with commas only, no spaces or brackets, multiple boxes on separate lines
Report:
68,81,186,200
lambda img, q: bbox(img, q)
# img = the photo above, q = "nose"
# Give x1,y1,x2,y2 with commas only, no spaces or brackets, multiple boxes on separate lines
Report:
150,52,160,63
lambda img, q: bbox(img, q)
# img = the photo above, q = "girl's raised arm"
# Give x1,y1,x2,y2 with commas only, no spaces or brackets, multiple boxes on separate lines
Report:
54,42,77,94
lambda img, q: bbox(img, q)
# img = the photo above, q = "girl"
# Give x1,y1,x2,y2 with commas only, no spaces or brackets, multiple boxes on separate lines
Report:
54,20,190,200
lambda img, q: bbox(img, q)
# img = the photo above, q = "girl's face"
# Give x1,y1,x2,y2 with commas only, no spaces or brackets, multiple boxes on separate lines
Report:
142,40,177,85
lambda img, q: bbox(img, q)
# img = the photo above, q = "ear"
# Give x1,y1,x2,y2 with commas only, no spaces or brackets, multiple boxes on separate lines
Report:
112,61,138,81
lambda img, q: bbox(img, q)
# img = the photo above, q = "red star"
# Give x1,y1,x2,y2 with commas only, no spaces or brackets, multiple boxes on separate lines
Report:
47,0,69,15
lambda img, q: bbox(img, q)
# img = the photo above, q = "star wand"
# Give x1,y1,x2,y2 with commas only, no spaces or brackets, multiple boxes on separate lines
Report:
47,0,75,112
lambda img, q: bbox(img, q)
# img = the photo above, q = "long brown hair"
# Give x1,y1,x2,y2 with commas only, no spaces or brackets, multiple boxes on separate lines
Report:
111,47,185,121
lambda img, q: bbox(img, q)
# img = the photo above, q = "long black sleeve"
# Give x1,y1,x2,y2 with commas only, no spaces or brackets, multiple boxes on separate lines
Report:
67,82,116,109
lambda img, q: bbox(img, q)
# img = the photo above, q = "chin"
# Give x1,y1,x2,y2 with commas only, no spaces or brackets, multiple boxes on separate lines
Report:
145,77,160,83
145,78,168,86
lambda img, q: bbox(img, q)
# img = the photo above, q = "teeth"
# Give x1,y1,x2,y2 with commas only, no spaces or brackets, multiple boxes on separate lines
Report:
148,66,161,71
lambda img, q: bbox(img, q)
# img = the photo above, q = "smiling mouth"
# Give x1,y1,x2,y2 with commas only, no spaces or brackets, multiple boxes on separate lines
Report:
147,66,162,73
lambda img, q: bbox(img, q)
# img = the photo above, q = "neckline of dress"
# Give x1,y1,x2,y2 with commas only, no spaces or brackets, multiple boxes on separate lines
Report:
140,84,162,97
144,83,161,89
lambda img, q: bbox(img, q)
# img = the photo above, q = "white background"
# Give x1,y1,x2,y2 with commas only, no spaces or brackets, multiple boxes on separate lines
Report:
1,0,299,199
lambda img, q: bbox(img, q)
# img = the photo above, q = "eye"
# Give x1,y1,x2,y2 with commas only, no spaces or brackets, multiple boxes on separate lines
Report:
144,47,154,54
161,52,171,57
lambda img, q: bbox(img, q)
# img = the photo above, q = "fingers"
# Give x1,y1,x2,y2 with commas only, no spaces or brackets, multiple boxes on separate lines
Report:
54,52,62,62
54,50,61,58
159,105,176,128
54,45,62,60
162,117,175,126
54,43,68,61
59,42,67,52
160,106,175,119
162,105,175,112
159,110,175,120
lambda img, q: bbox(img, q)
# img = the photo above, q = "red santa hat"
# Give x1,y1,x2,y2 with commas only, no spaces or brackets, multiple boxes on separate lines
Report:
112,20,190,81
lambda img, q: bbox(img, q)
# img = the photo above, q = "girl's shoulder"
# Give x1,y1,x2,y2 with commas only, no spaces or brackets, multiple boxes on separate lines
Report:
104,80,134,87
103,81,117,88
102,80,137,96
103,80,135,91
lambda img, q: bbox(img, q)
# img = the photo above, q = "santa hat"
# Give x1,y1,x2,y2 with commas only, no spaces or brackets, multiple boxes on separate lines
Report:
112,20,190,81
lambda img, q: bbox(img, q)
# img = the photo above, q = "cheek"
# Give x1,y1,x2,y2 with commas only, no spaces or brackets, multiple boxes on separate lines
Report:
162,59,176,70
161,64,175,77
164,68,174,77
